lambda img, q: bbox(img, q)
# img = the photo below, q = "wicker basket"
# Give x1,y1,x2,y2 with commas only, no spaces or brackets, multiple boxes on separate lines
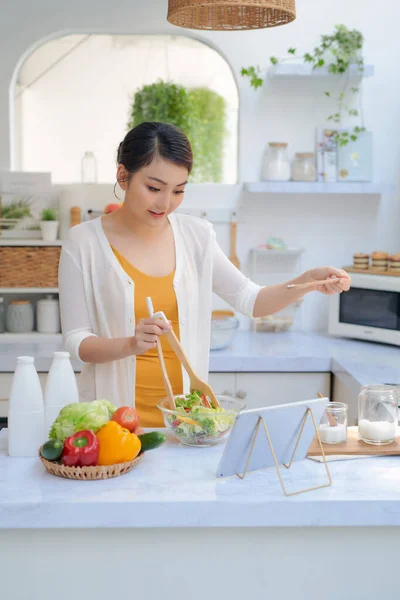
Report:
167,0,296,30
0,246,61,288
39,449,144,480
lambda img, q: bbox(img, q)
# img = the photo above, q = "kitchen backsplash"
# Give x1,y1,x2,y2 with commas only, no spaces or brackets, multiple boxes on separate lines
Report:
54,182,383,333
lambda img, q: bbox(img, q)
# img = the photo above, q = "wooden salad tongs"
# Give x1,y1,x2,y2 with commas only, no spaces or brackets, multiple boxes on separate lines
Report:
286,277,341,290
146,297,220,414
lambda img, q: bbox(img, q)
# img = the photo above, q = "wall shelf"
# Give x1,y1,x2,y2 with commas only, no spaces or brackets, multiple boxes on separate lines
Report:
0,288,59,294
0,333,62,343
244,182,394,195
268,63,374,78
0,239,62,246
175,207,240,223
251,247,304,258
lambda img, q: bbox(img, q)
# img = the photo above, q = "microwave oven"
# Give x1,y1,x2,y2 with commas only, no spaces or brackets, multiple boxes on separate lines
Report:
329,273,400,346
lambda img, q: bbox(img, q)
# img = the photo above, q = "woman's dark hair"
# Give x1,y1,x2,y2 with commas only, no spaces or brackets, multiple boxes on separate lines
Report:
115,122,193,198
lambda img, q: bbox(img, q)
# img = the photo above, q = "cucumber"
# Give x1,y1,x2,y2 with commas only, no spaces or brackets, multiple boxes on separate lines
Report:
41,439,63,461
138,432,166,452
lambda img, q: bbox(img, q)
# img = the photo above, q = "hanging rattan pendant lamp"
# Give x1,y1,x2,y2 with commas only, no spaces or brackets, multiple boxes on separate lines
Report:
167,0,296,31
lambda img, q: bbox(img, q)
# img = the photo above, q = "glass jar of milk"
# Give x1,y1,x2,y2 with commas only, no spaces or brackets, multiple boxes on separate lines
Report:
358,385,399,445
318,402,348,444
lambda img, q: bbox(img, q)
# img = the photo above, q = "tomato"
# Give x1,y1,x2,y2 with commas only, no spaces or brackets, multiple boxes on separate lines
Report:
112,406,140,432
134,426,145,436
104,203,121,214
200,394,211,408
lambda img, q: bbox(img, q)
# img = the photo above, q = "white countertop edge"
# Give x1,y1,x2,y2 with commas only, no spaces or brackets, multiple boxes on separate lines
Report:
3,499,400,529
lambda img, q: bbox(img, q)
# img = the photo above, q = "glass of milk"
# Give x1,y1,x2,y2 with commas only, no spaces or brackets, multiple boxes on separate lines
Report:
318,402,348,444
358,385,399,445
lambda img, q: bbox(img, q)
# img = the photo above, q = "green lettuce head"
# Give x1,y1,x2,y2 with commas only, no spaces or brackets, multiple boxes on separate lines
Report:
48,400,117,441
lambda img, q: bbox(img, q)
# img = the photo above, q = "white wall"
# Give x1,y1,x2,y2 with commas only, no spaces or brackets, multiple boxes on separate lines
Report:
0,0,399,332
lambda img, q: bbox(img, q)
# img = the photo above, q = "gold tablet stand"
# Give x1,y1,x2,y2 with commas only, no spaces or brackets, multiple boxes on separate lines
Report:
237,408,332,497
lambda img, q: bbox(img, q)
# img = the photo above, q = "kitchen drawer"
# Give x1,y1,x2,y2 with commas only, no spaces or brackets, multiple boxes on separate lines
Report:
234,373,331,409
0,373,48,418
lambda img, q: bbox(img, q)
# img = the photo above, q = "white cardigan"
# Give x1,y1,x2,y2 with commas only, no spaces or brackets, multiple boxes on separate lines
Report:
58,213,262,407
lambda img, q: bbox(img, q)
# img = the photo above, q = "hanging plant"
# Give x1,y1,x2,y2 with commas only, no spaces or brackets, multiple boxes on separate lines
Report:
241,25,366,146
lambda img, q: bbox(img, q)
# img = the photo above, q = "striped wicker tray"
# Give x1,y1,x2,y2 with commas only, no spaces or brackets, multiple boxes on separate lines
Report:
0,246,61,287
39,448,144,480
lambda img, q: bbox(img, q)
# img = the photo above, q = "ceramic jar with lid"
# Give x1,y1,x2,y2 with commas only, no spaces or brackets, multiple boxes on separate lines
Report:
261,143,291,181
6,300,34,333
291,153,317,181
36,295,60,333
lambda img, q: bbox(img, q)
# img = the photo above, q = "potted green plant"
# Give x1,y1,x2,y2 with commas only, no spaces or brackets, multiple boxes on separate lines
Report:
0,198,32,233
40,208,58,241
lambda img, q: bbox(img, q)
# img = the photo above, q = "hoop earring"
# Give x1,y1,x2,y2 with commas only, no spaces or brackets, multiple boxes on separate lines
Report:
113,182,122,201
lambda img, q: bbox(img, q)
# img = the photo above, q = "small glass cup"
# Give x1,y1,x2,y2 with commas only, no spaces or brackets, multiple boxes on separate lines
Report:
318,402,348,444
358,384,399,445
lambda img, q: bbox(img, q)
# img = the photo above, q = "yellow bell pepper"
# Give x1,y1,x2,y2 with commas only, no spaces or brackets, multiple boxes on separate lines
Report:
96,421,141,465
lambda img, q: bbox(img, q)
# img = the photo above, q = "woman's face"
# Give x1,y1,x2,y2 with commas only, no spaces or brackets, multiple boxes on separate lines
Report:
117,157,188,227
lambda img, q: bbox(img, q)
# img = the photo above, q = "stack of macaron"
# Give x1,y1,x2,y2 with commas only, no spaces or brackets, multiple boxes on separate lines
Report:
353,253,370,269
389,253,400,272
371,252,389,270
353,252,400,272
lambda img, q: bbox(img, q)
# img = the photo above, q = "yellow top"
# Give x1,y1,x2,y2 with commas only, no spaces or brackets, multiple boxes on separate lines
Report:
112,246,183,427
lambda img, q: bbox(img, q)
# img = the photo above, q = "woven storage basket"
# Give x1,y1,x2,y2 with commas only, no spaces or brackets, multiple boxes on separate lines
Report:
39,448,144,480
0,246,61,288
167,0,296,30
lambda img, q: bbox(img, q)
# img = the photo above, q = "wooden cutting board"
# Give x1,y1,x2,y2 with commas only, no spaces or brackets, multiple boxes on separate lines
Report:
307,428,400,456
344,266,400,277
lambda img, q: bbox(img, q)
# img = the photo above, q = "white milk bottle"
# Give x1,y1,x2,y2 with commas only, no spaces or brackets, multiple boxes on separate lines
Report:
8,356,45,457
44,351,79,435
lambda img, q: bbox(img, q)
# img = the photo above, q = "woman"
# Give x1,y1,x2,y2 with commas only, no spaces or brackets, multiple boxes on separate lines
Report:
59,122,351,427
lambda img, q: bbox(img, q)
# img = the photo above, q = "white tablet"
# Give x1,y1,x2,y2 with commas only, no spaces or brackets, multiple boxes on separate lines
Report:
216,397,328,478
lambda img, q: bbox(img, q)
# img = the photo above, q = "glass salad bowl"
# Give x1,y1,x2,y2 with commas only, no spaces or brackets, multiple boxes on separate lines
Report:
157,392,246,447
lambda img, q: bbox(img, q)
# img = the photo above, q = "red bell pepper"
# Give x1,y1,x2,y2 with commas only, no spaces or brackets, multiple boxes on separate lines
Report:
61,430,99,467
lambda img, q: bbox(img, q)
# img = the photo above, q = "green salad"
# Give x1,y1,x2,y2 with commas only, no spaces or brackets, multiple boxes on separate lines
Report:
168,391,236,443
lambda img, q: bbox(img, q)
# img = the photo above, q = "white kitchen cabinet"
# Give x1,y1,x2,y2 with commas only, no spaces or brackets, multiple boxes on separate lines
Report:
234,373,331,409
332,375,359,426
208,373,236,396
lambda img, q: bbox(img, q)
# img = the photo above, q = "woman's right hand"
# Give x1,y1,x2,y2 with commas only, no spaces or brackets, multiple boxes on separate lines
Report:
130,318,172,355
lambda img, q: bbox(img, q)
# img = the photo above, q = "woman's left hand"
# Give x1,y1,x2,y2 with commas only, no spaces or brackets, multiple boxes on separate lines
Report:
305,267,352,295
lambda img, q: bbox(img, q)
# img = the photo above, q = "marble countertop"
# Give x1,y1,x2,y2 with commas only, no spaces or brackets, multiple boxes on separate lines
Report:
0,331,398,391
2,428,400,529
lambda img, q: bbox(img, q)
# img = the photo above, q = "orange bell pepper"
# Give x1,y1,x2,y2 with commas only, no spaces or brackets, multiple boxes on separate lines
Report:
96,421,141,465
